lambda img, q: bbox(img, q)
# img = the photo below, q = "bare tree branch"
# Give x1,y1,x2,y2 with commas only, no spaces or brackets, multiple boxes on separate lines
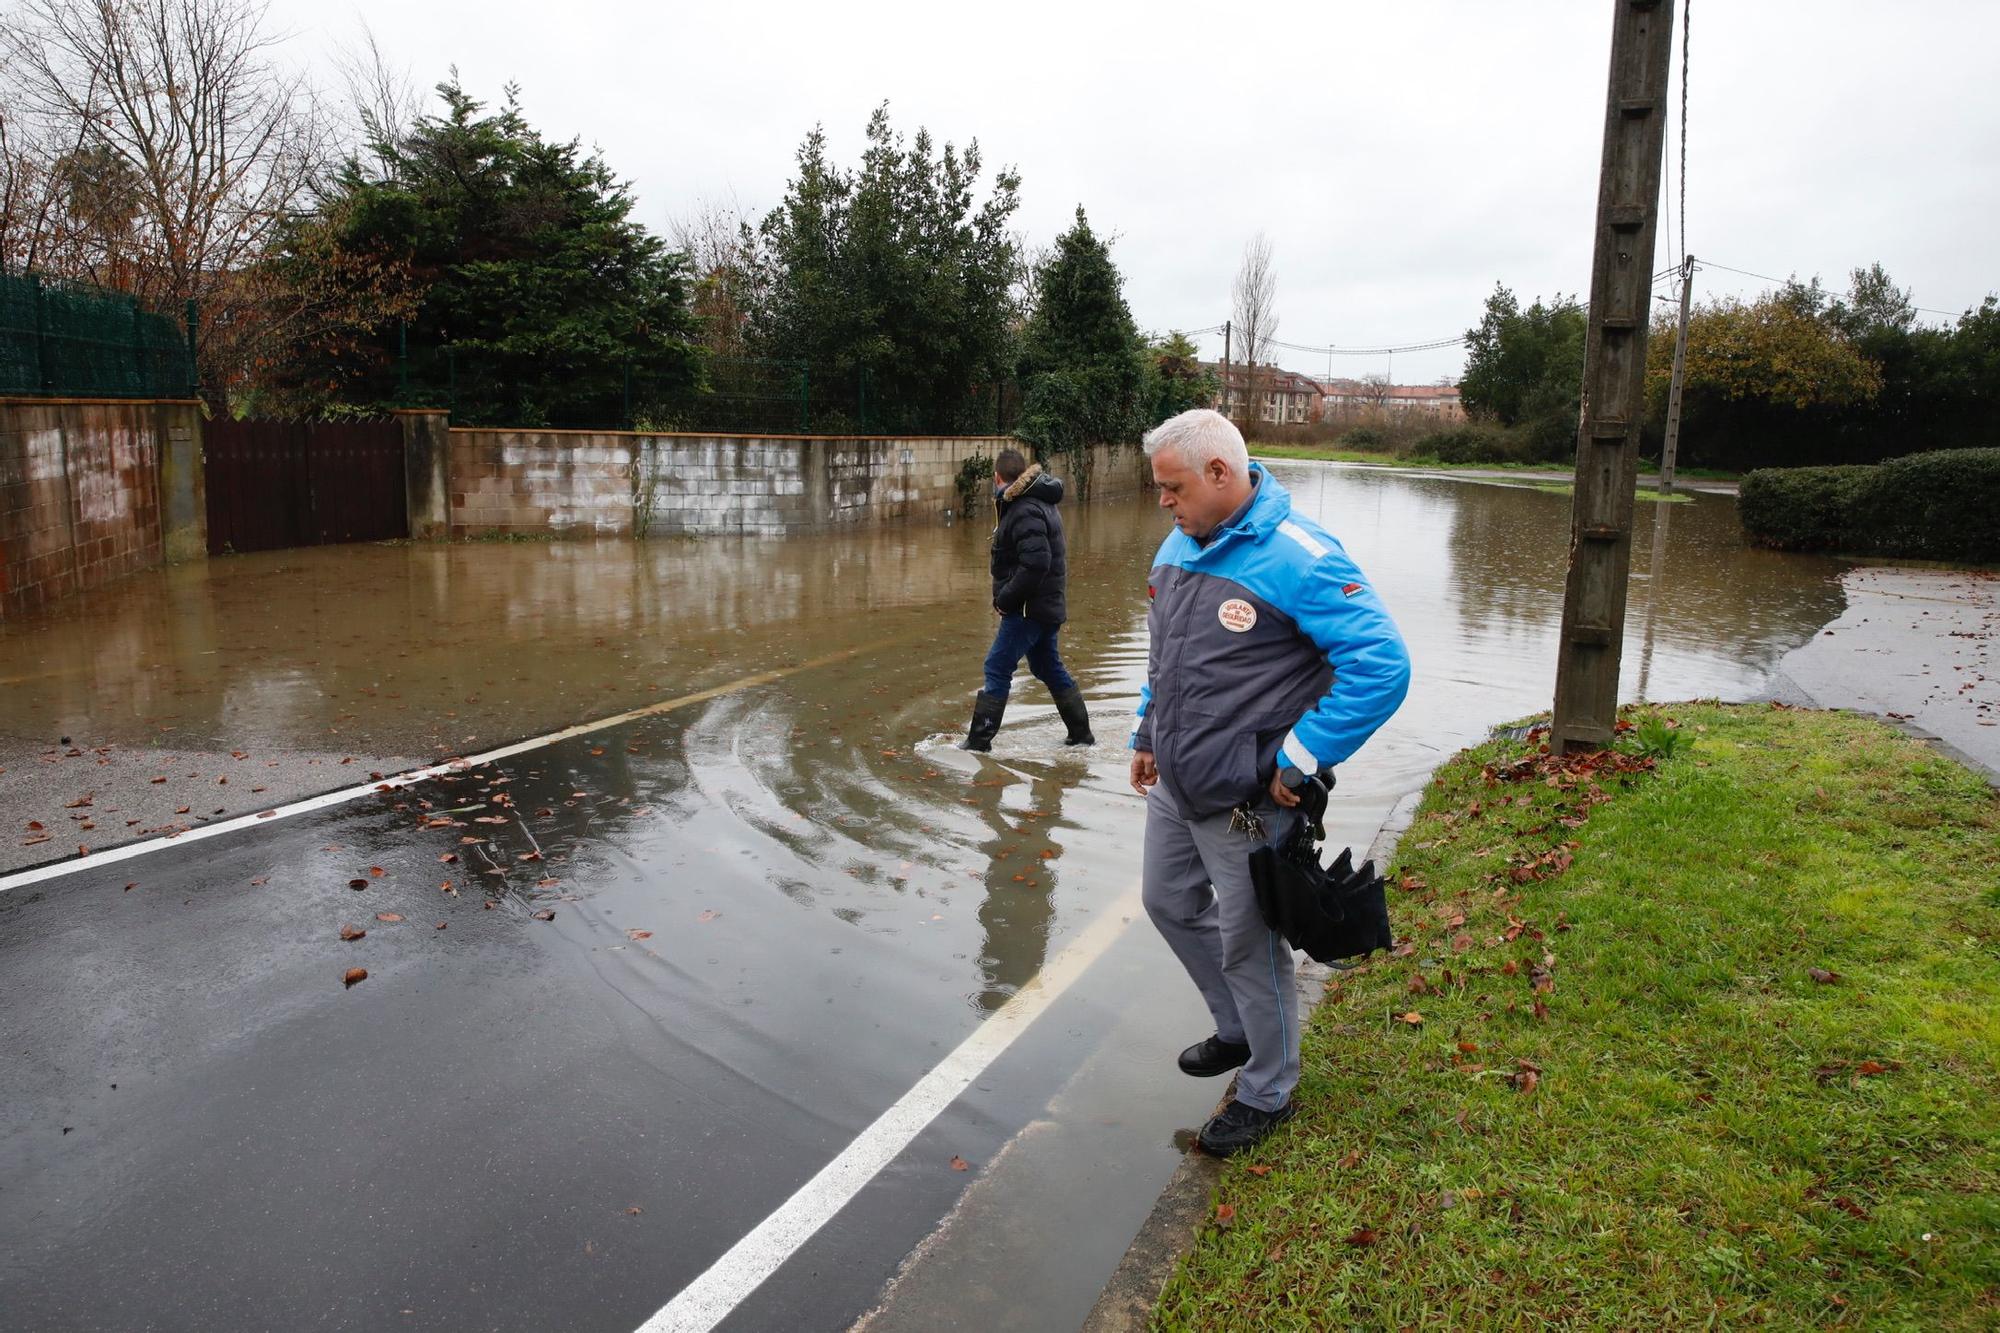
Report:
1,0,328,392
1230,232,1278,423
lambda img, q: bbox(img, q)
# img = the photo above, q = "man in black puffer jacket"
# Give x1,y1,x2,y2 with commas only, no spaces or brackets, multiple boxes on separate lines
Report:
963,450,1094,751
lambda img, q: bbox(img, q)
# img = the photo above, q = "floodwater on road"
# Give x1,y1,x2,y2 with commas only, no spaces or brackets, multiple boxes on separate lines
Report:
0,463,1849,1331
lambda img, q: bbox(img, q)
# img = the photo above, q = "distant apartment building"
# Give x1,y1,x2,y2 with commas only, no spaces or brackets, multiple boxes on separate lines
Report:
1203,362,1323,425
1319,378,1465,422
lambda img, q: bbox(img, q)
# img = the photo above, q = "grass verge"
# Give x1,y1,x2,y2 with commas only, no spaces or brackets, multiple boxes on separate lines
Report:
1155,703,2000,1329
1525,482,1693,504
1247,442,1740,484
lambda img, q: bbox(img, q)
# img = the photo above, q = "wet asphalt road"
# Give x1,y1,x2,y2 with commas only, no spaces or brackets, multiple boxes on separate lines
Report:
1,470,1852,1331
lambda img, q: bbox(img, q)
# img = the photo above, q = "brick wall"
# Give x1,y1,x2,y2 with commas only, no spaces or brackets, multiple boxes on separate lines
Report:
1,400,178,619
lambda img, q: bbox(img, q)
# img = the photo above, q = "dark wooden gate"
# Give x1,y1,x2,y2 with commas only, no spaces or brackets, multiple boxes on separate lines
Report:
205,419,407,555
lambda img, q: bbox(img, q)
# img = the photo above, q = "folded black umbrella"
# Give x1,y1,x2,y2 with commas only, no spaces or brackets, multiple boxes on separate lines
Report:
1249,779,1394,963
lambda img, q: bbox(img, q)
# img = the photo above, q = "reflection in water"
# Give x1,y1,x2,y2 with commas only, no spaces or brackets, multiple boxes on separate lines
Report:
965,760,1075,1013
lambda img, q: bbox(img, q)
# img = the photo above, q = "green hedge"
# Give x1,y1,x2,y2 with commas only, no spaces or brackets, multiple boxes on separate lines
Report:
1739,448,2000,562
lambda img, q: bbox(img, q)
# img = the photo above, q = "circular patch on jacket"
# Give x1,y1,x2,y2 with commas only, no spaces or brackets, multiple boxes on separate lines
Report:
1218,599,1257,633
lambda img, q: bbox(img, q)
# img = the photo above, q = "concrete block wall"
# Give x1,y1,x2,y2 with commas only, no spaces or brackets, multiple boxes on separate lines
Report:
638,436,813,537
445,428,1150,541
1,399,198,620
450,430,637,537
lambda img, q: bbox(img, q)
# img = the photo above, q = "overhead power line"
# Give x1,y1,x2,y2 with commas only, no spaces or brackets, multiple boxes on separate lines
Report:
1695,258,1975,318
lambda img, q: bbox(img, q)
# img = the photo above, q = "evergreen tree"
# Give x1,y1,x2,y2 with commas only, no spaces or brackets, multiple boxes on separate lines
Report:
259,79,696,425
747,104,1020,431
1014,207,1148,470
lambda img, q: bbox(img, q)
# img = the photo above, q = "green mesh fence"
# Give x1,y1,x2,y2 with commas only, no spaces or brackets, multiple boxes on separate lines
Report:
0,272,196,398
406,345,1020,436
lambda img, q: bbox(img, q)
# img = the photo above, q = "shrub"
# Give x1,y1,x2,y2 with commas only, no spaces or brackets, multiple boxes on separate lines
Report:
1739,448,2000,562
1405,424,1511,464
1858,448,2000,562
1340,426,1387,451
1736,465,1876,551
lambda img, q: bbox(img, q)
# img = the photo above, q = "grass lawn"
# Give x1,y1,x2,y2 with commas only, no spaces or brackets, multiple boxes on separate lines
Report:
1248,443,1551,471
1246,441,1740,484
1156,704,2000,1329
1525,482,1693,504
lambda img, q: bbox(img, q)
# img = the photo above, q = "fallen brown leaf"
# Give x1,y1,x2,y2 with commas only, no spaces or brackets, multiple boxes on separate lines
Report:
949,1155,970,1171
1809,968,1841,985
697,909,719,923
1245,1164,1273,1177
1215,1203,1236,1228
627,929,653,941
1344,1227,1378,1247
532,909,556,921
348,878,368,890
343,967,368,988
1399,1011,1424,1026
1337,1149,1362,1169
375,912,403,922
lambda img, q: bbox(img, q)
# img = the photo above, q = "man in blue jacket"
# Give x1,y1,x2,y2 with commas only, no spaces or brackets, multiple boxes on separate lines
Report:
1130,409,1410,1156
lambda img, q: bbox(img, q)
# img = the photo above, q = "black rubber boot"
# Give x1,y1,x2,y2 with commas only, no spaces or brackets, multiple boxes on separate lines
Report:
1051,685,1095,746
961,691,1007,752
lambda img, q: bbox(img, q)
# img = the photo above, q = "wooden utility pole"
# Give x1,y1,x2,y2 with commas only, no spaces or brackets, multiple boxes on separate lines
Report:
1551,0,1679,754
1221,320,1232,418
1659,254,1695,491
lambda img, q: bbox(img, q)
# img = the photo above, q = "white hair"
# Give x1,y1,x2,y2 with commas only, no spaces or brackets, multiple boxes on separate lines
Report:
1142,408,1249,478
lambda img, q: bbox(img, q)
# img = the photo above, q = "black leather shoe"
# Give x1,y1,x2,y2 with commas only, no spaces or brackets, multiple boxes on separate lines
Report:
1197,1098,1298,1157
1177,1035,1251,1077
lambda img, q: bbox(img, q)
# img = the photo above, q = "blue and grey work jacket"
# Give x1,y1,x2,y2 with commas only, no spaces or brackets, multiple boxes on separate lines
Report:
1133,464,1411,820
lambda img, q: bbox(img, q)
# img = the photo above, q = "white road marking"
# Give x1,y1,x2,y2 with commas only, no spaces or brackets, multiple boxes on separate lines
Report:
634,888,1141,1333
0,647,873,895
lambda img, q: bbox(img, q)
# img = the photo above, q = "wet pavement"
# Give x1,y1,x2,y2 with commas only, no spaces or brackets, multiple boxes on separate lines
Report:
1778,565,2000,778
1,465,1853,1331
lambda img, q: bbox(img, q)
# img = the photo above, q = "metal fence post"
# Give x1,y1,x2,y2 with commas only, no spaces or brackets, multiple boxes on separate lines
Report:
130,298,146,395
32,275,52,392
183,298,199,396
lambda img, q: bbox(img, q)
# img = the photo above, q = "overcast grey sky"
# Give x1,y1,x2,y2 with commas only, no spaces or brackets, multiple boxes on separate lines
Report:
272,0,2000,386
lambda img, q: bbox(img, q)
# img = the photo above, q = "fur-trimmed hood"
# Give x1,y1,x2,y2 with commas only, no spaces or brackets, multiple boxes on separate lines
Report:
999,462,1064,508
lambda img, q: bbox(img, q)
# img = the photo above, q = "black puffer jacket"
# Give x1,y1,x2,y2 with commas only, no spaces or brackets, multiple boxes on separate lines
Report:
990,464,1068,625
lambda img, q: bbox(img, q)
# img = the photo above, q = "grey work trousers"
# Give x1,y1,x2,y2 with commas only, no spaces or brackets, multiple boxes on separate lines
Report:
1140,784,1301,1112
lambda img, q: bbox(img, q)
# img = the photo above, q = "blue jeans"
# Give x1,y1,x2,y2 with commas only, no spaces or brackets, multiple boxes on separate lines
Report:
983,614,1075,698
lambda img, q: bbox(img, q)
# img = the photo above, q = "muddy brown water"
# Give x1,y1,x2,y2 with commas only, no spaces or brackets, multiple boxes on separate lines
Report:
0,464,1850,1330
